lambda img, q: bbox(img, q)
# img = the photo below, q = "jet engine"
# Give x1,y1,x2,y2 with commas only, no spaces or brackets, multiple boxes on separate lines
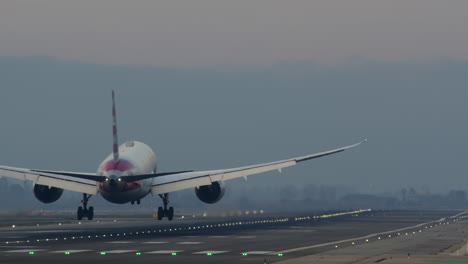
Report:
195,181,225,204
33,184,64,203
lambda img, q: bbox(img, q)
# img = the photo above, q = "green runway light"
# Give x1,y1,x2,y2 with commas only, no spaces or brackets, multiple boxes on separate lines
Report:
64,252,70,255
136,252,141,255
100,252,106,255
242,253,248,256
278,253,283,256
28,251,35,255
207,253,212,256
171,252,177,256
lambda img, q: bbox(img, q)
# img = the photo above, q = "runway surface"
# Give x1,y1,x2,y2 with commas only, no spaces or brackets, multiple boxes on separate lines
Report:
0,209,465,263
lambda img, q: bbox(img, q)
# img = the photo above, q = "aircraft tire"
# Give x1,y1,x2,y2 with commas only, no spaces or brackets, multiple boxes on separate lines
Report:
168,207,174,221
88,206,94,220
157,206,164,220
77,206,83,220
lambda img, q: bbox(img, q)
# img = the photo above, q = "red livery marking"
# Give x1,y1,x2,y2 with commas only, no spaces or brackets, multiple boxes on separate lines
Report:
122,181,141,191
102,159,135,172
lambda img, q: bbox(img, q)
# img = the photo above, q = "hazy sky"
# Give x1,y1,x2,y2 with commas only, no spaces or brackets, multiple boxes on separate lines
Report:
0,1,467,197
1,0,467,67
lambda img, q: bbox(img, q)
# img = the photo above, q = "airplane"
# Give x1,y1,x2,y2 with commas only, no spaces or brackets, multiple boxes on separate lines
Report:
0,91,366,220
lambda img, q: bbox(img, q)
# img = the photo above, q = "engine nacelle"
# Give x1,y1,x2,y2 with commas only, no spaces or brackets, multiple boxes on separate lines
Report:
195,181,225,204
33,184,64,203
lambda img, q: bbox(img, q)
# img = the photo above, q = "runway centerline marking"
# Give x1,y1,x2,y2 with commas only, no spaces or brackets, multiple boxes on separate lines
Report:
5,249,45,253
51,250,92,254
243,251,274,255
177,242,203,245
147,250,183,254
0,246,37,248
107,241,134,244
142,241,168,244
236,236,256,239
193,250,229,255
102,250,137,254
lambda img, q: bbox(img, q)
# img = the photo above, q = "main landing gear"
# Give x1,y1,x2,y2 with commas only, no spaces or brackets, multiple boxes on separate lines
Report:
157,193,174,221
77,193,94,220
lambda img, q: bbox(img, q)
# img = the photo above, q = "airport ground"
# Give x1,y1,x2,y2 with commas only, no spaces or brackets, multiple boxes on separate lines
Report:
0,209,466,264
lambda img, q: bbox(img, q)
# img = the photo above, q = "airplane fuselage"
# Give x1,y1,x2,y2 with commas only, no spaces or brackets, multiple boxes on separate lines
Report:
96,141,157,204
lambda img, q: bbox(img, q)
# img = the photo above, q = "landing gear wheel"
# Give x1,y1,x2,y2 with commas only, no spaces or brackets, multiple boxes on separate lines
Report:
78,193,94,221
157,206,164,220
88,206,94,220
157,193,174,221
168,207,174,221
77,206,83,220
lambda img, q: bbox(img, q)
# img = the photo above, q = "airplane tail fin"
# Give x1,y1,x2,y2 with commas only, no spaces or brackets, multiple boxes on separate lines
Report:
112,90,119,161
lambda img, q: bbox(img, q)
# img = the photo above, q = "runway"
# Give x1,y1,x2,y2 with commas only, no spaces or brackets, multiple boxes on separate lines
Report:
0,209,465,263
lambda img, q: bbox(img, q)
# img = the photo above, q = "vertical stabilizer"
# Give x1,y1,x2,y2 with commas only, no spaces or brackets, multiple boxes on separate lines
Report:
112,90,119,161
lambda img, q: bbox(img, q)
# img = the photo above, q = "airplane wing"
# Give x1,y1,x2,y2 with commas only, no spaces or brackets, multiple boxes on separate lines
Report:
150,139,366,195
0,166,98,195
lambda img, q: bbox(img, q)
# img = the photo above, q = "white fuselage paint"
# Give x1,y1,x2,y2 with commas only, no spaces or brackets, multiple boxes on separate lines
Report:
96,141,157,204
